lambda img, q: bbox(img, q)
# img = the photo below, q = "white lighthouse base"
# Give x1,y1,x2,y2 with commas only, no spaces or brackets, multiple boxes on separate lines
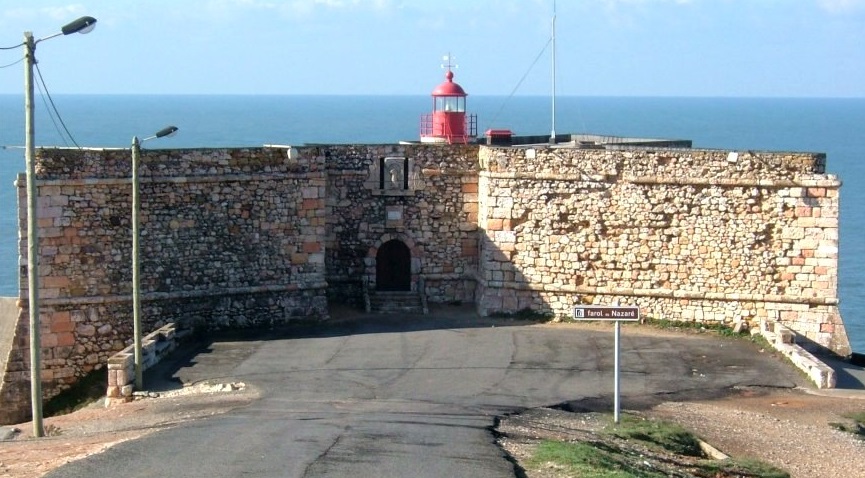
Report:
420,136,450,144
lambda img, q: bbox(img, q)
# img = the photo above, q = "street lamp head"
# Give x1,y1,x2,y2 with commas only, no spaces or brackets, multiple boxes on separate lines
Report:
155,126,179,139
61,16,97,35
141,126,179,143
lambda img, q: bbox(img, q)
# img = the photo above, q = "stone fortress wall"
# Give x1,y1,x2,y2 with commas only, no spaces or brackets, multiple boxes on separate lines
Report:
322,144,480,305
476,146,848,354
0,141,850,425
0,146,329,424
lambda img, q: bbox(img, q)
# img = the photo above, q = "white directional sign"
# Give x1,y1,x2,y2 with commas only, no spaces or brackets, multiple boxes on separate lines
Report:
572,304,641,424
573,306,640,321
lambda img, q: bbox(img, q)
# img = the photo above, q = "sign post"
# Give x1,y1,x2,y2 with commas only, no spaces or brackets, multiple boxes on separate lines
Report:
573,306,640,423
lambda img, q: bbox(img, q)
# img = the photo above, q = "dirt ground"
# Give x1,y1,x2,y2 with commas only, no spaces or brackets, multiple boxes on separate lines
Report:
3,383,864,477
0,382,259,478
2,318,864,478
499,387,865,478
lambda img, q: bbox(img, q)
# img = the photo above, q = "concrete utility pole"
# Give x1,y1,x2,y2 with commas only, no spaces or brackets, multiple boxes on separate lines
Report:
22,16,97,438
23,29,42,438
550,0,557,144
131,136,142,390
131,126,178,391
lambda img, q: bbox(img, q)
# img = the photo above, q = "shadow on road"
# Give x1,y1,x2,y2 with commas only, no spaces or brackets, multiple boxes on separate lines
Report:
144,303,537,393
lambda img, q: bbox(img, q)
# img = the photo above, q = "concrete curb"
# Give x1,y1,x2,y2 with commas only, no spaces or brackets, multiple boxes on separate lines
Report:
698,439,729,460
105,323,186,404
758,319,836,389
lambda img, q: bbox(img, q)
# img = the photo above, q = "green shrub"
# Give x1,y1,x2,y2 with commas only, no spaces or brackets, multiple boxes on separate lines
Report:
607,415,703,457
829,411,865,439
528,440,667,478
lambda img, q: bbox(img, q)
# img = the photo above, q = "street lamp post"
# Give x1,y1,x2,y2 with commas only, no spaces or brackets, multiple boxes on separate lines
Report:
23,15,96,439
131,126,178,391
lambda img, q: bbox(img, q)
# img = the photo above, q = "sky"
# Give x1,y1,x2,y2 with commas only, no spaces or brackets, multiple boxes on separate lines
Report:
0,0,863,97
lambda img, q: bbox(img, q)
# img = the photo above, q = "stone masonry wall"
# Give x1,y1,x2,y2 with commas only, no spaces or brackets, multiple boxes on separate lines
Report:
1,141,851,426
477,146,850,356
323,144,479,304
0,146,327,425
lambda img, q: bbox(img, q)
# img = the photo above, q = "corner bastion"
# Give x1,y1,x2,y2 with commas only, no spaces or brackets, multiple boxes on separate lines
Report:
476,146,847,357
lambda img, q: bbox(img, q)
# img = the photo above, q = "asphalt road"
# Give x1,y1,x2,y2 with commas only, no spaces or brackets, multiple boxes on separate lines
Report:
45,308,801,477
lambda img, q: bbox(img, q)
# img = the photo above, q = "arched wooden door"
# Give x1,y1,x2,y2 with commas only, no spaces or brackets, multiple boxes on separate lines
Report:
376,239,411,291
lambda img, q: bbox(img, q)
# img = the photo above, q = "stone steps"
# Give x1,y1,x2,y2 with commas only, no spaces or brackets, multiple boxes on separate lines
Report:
369,291,424,314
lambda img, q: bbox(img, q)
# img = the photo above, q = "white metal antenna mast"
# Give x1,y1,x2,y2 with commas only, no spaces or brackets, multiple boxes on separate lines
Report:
550,0,557,144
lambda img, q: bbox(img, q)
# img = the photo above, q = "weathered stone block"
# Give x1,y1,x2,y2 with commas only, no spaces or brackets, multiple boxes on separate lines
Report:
56,332,76,347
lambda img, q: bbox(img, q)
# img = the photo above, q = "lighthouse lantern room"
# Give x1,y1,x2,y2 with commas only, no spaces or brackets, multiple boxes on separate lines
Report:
420,58,477,144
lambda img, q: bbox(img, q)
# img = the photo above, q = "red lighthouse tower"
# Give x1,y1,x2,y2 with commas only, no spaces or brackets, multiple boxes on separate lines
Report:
420,59,477,144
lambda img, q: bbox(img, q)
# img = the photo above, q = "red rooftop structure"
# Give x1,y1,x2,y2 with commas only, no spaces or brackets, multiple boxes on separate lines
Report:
420,64,477,144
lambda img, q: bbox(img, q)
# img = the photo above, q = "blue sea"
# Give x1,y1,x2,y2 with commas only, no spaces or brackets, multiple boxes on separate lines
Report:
0,95,862,352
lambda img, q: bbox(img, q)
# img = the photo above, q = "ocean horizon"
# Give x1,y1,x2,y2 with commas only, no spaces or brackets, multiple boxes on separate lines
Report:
0,94,862,352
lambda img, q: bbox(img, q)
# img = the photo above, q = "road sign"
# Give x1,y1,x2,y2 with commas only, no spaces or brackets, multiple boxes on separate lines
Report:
573,306,640,321
572,304,641,423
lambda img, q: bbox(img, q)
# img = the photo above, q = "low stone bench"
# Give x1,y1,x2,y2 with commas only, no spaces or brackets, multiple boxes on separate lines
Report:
106,323,180,402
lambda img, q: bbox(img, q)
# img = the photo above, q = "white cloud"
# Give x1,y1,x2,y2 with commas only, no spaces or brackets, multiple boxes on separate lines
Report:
600,0,692,5
817,0,865,13
41,5,89,21
289,0,394,12
593,0,694,20
2,4,87,22
198,0,395,18
0,4,93,37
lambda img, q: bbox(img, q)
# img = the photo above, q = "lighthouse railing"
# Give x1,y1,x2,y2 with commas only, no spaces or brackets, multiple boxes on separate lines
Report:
419,113,477,142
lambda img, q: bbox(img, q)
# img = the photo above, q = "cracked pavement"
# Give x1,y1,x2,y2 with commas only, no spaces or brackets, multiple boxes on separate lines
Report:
43,306,802,478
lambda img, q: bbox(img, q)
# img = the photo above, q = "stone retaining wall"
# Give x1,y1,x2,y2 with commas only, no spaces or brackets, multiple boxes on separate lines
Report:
0,146,328,425
476,147,849,355
106,322,180,401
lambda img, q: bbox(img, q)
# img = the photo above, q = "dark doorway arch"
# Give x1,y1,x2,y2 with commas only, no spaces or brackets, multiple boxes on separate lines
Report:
376,239,411,291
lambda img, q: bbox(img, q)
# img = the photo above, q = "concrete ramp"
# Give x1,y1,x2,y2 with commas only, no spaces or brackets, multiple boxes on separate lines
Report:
0,297,19,381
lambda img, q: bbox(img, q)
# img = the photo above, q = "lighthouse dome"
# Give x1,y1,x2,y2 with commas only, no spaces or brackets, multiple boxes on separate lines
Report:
431,70,467,97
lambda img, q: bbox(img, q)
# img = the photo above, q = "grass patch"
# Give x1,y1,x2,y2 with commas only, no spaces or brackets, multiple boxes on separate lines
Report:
643,317,741,337
491,307,554,321
607,415,703,457
696,457,790,478
44,368,107,417
829,411,865,439
525,414,790,478
527,440,667,478
843,411,865,426
747,332,773,349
